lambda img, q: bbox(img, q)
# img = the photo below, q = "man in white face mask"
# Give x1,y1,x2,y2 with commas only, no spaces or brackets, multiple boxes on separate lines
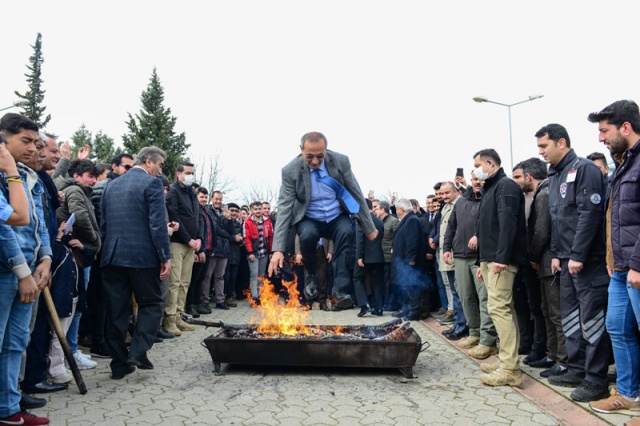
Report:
164,162,201,336
472,149,528,388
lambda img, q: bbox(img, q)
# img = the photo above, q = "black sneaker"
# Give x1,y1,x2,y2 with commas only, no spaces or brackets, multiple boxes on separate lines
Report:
570,380,610,402
89,344,112,359
522,351,546,365
548,370,585,388
215,303,230,311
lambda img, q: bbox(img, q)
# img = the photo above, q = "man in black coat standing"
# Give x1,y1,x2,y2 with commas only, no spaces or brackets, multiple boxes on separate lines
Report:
473,148,527,388
391,198,429,320
100,146,171,380
354,199,385,317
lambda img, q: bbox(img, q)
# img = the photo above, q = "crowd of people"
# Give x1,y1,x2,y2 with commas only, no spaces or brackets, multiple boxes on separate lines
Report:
1,99,640,425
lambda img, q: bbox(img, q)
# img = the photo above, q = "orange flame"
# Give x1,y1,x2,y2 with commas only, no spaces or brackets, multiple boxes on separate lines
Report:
245,274,316,336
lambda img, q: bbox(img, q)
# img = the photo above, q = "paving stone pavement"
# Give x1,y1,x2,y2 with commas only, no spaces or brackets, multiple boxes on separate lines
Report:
31,301,631,425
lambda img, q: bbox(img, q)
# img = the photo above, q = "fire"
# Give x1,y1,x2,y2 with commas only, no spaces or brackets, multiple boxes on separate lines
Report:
244,274,344,337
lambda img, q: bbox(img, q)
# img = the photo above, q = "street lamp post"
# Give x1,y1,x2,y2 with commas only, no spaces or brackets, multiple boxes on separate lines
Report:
0,100,30,112
473,95,544,171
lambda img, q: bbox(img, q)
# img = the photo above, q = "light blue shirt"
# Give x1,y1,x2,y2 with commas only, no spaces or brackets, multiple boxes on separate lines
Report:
305,162,343,223
0,191,12,224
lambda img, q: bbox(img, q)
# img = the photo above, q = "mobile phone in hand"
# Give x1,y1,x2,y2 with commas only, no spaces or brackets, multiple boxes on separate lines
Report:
64,213,76,234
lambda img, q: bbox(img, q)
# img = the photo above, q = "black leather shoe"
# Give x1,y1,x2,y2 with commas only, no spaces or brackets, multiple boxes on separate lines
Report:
548,370,584,387
112,364,136,380
540,364,565,378
20,392,46,410
21,379,68,394
318,301,330,312
372,309,383,316
445,328,469,341
154,336,163,343
89,344,112,359
157,329,175,340
304,274,318,300
357,306,371,317
127,354,154,370
522,351,546,365
528,357,555,369
442,327,455,337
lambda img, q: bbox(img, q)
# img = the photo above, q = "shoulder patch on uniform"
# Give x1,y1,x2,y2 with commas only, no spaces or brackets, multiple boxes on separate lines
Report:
590,193,602,205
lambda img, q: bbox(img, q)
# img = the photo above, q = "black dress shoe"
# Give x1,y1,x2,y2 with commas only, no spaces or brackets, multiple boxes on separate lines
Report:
540,363,565,378
522,351,546,365
318,301,330,311
20,392,46,410
442,327,455,337
357,306,371,317
127,354,154,370
157,329,175,340
112,364,136,380
89,344,112,359
21,379,69,394
445,328,469,341
304,274,318,300
372,309,383,316
528,357,556,369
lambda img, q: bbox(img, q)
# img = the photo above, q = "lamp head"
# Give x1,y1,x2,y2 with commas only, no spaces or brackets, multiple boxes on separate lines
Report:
528,94,544,101
473,96,488,103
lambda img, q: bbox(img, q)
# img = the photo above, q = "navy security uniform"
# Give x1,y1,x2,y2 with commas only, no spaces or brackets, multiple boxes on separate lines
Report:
548,149,611,387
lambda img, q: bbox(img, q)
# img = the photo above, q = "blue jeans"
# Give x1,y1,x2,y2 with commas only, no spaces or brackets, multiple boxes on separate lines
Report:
0,273,34,418
606,270,640,398
434,259,448,309
446,270,467,333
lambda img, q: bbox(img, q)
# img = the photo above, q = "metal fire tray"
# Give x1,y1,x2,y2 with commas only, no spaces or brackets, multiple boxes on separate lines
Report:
202,319,424,378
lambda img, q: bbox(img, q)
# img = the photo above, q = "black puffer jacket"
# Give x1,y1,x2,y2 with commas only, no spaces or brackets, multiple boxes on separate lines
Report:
477,168,527,266
443,189,481,259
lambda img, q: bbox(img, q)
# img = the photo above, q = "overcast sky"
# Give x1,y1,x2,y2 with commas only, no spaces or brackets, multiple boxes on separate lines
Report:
1,0,634,205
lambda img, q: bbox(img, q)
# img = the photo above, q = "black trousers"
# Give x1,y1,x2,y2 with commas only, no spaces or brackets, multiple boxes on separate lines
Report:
297,214,354,300
102,265,163,376
354,262,384,310
87,261,107,350
559,258,612,387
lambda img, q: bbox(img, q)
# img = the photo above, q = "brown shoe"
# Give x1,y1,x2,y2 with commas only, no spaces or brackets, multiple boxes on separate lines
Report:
458,336,480,349
163,315,182,337
480,368,522,387
468,344,499,360
480,360,500,373
589,392,640,415
176,316,196,331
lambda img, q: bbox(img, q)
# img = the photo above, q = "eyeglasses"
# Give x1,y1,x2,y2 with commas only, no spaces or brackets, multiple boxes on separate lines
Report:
304,153,325,160
123,164,132,170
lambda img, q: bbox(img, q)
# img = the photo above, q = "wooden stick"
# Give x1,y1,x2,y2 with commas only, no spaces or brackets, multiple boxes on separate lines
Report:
42,287,87,394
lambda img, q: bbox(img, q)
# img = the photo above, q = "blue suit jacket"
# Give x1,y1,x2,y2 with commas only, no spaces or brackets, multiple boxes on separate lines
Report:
100,167,171,269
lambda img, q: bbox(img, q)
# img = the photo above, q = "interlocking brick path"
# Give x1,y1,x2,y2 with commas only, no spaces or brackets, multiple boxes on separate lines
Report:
31,300,631,425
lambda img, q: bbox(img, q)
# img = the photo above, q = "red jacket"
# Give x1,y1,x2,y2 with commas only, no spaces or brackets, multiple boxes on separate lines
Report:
243,215,273,255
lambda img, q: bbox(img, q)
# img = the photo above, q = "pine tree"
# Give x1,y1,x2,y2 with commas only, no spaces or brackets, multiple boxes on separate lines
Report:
70,124,92,158
15,33,51,127
122,68,188,180
93,131,116,163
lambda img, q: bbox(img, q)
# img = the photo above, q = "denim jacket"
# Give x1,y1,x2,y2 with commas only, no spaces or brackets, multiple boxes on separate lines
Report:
0,164,52,279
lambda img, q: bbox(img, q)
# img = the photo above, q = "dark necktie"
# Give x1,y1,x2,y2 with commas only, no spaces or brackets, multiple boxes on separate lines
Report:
314,170,360,214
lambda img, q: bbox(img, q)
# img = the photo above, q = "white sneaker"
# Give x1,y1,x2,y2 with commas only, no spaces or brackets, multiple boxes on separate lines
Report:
73,351,97,370
76,350,92,360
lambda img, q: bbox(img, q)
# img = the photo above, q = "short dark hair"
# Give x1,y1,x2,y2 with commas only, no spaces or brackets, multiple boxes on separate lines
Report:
300,131,327,148
520,157,548,180
111,153,133,166
197,187,208,196
513,161,524,172
433,182,442,191
68,159,97,178
586,152,607,164
473,149,502,166
250,201,262,209
176,161,194,172
587,100,640,133
96,163,111,176
534,124,571,148
0,113,39,135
